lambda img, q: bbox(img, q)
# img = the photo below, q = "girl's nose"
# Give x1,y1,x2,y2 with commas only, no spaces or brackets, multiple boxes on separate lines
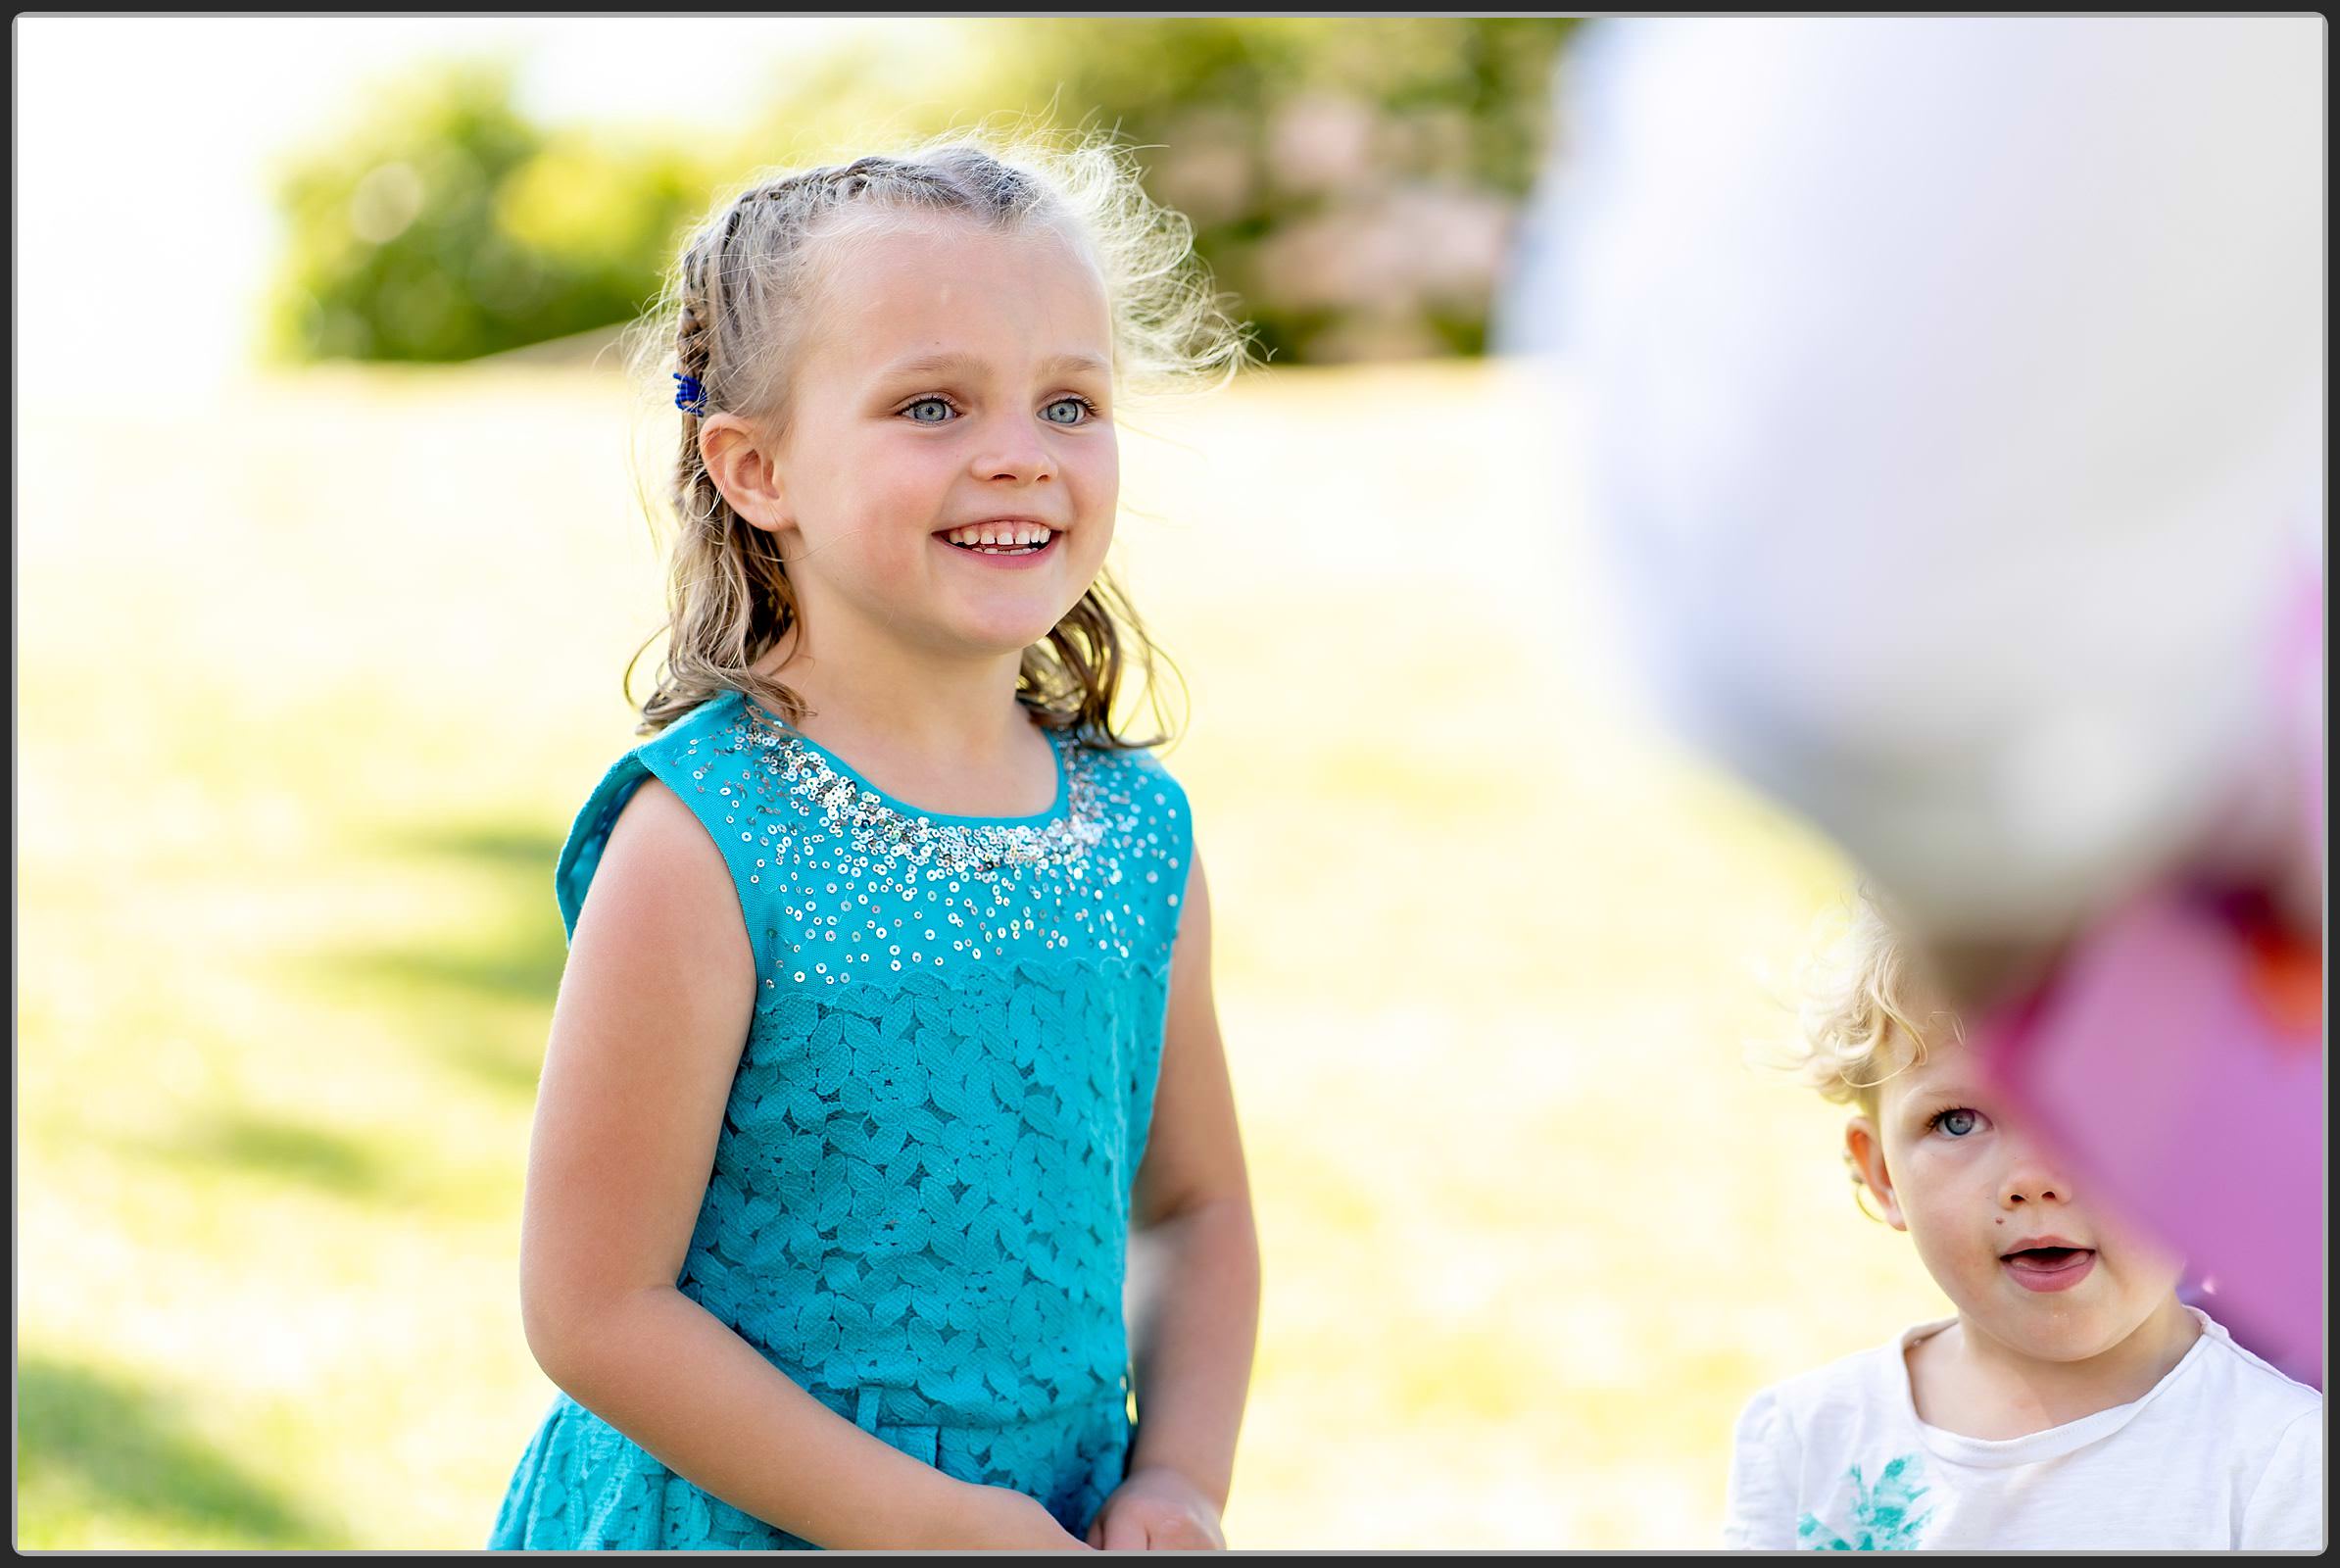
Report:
970,417,1055,485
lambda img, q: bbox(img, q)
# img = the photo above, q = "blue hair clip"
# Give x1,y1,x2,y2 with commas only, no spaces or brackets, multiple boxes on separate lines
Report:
673,372,707,415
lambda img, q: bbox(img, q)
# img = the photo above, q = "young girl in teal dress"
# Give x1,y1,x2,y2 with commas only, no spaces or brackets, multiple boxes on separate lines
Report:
490,138,1260,1551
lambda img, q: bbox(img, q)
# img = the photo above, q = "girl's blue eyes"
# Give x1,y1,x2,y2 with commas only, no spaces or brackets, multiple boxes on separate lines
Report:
899,396,1097,425
1927,1106,1986,1138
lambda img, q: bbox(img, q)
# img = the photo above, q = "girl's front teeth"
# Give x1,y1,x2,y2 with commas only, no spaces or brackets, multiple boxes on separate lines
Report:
944,524,1053,553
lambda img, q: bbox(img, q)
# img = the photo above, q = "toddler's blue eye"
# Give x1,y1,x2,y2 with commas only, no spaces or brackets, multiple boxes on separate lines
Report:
1043,398,1089,425
1938,1107,1980,1138
904,397,953,423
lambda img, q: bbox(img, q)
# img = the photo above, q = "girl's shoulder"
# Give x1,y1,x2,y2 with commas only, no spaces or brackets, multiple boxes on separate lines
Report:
553,691,762,941
1064,729,1187,795
1062,731,1195,850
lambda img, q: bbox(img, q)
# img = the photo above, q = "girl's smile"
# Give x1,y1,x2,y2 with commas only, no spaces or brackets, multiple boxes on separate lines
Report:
935,515,1066,566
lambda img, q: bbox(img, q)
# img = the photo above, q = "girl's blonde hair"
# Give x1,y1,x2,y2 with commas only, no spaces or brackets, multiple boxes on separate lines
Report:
1792,891,1958,1113
622,130,1250,743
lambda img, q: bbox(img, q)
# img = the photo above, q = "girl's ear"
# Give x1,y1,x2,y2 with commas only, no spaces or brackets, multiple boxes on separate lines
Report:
1845,1115,1907,1231
699,413,791,536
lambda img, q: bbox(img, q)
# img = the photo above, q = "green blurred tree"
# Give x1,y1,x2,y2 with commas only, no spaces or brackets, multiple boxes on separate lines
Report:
268,60,712,363
268,20,1578,366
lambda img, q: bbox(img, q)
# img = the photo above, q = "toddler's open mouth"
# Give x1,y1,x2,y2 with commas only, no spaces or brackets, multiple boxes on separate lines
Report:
2000,1243,2098,1293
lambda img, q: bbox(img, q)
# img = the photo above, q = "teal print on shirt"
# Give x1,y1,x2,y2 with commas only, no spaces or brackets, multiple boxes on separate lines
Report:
1797,1453,1934,1550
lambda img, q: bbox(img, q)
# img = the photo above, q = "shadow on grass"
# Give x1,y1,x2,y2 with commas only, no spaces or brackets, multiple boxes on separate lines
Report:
149,1111,397,1201
300,818,570,1100
358,820,570,1003
18,1355,343,1548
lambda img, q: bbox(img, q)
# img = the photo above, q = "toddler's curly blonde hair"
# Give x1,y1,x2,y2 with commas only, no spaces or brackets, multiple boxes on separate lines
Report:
1792,891,1961,1115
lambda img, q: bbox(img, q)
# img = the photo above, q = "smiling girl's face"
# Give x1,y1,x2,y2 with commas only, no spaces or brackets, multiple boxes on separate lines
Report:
752,212,1119,666
1847,1025,2186,1365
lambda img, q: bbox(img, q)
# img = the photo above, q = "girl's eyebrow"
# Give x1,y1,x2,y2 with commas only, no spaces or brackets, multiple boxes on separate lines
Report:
876,350,1110,382
1902,1085,1981,1122
1041,352,1111,378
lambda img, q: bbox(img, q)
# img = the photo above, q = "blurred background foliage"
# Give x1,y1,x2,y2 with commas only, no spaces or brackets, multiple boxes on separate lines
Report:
268,18,1578,367
270,61,716,363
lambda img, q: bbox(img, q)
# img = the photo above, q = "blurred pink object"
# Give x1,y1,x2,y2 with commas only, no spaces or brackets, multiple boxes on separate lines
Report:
1979,571,2323,1389
1977,883,2322,1389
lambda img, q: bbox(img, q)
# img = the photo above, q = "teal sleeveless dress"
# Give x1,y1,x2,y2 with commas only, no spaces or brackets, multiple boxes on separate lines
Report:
489,690,1191,1549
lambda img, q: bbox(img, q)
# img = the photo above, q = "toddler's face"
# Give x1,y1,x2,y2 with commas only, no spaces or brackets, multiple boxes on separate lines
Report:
764,213,1118,662
1849,1028,2184,1365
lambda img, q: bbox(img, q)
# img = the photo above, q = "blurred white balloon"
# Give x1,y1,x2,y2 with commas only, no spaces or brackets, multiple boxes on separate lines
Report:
1504,17,2322,942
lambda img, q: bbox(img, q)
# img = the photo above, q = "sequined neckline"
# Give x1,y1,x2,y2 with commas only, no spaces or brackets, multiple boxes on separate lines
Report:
738,694,1074,829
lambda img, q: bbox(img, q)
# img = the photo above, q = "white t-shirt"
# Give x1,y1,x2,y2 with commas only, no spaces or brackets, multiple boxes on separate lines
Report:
1724,1310,2324,1550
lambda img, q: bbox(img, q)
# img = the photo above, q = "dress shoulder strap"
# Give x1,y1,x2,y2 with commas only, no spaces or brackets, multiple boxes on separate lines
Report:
553,690,762,943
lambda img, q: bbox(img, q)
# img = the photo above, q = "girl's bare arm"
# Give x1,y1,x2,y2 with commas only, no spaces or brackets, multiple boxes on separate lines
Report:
1120,850,1262,1512
516,779,1083,1551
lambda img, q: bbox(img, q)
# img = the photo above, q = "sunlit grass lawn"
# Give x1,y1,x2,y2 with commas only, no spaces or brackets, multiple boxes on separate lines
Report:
17,359,1947,1549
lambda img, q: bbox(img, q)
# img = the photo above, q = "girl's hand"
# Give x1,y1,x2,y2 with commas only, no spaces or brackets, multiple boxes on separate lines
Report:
1084,1466,1227,1550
